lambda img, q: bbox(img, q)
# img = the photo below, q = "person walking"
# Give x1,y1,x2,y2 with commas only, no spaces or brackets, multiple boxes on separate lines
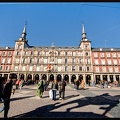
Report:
76,79,80,90
58,79,66,100
3,74,14,118
81,79,85,90
0,77,7,113
19,79,24,90
51,79,58,101
36,76,44,98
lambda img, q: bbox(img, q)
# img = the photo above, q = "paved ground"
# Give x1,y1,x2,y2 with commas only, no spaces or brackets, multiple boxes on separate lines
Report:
0,83,120,118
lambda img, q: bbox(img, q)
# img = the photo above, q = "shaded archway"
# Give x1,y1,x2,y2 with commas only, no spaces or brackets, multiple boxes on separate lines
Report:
42,74,47,80
71,74,76,84
109,75,113,83
27,74,32,81
86,75,91,84
57,74,62,82
13,73,17,79
79,75,83,83
34,74,39,83
116,75,119,83
49,74,54,81
20,74,24,80
103,75,107,81
95,75,100,84
64,74,69,83
4,74,8,79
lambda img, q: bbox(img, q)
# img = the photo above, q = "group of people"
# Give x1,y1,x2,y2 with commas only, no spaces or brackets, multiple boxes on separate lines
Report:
36,75,67,101
73,79,85,90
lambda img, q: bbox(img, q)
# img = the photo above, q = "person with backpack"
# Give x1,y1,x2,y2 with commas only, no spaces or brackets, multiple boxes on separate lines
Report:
36,76,44,98
58,79,66,100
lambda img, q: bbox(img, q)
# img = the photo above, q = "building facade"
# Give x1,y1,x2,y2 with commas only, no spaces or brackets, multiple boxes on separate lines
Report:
0,23,120,84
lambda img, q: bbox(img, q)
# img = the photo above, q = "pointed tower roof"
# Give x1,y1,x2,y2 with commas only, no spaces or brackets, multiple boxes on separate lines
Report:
82,23,87,41
21,21,27,39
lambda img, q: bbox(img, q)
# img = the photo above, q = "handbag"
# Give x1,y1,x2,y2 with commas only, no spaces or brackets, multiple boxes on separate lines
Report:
49,89,53,99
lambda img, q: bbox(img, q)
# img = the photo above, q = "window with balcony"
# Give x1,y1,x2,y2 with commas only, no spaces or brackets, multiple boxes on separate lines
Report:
112,53,116,57
29,66,33,71
106,53,110,57
72,58,75,63
22,66,26,71
87,67,89,71
108,59,111,65
79,66,82,71
2,52,6,56
65,51,67,56
58,59,61,64
37,58,39,64
2,58,5,64
95,67,99,72
16,59,19,63
8,52,12,56
79,59,82,63
7,58,11,64
94,53,98,57
44,59,47,64
118,53,120,58
6,66,8,71
95,59,98,65
36,66,40,71
100,53,104,57
114,67,118,72
58,51,60,56
65,58,67,64
109,67,113,72
65,66,67,71
102,67,106,72
58,66,61,71
72,66,75,71
30,58,32,64
113,60,117,65
15,66,19,71
101,59,105,65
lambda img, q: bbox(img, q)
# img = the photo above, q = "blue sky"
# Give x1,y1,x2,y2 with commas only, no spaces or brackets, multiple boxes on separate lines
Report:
0,2,120,48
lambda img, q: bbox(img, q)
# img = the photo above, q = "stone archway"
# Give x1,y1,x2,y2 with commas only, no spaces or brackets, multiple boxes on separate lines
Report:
27,74,32,81
42,74,47,80
79,74,83,83
86,75,91,84
57,74,62,82
49,74,54,81
71,74,76,83
95,75,100,84
20,74,24,80
64,74,69,83
34,74,39,83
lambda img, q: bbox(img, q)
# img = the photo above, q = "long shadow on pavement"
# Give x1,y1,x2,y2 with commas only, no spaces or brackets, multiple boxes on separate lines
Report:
11,93,120,118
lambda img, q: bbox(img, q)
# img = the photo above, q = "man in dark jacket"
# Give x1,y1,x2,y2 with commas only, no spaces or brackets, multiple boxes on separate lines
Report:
3,74,13,118
58,79,66,100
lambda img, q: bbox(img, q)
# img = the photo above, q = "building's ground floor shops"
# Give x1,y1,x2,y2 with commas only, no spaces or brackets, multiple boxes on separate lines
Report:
0,72,120,85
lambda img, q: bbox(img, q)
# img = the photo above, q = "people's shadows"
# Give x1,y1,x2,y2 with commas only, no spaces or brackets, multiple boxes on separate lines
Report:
11,101,108,118
11,95,35,101
11,93,119,118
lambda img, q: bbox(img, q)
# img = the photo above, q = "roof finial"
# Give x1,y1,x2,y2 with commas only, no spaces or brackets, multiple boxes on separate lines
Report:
81,21,87,40
21,21,27,39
